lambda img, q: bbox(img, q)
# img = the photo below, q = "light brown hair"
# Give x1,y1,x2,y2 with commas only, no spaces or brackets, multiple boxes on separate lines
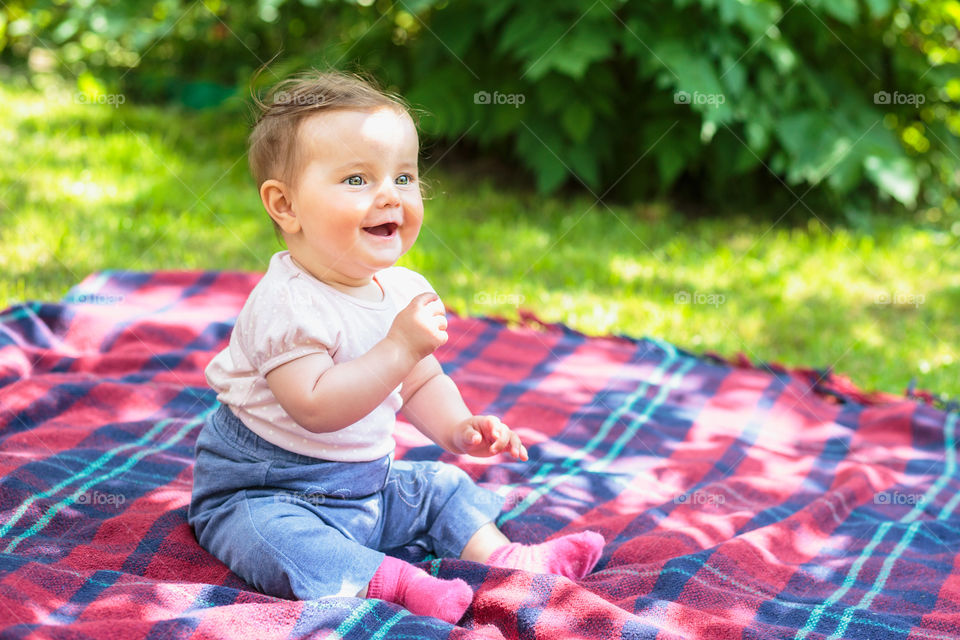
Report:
248,69,413,191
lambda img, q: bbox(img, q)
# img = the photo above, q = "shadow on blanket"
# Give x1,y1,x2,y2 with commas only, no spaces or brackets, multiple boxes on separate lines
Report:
1,270,958,639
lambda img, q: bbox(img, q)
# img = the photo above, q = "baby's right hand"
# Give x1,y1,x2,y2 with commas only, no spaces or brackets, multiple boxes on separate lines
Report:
386,292,448,361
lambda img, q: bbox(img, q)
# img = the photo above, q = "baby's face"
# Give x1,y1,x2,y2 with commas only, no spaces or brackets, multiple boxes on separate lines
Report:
286,107,423,286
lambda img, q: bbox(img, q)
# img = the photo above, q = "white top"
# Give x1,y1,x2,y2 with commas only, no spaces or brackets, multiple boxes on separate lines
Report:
205,251,436,461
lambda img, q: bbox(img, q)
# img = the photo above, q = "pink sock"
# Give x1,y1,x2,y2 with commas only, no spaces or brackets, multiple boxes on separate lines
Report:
366,556,473,623
486,531,605,580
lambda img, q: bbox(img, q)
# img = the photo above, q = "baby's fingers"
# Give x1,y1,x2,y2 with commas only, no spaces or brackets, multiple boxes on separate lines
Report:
465,424,482,446
479,416,512,454
455,422,483,453
408,291,440,309
508,433,529,461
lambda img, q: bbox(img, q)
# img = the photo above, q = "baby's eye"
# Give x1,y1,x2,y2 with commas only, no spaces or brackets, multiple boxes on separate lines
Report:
396,174,413,186
344,175,365,186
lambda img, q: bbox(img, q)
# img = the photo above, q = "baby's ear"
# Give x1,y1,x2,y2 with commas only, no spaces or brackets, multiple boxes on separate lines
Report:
260,179,300,234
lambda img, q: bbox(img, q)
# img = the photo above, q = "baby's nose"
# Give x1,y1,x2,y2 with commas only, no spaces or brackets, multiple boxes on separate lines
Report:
376,180,401,206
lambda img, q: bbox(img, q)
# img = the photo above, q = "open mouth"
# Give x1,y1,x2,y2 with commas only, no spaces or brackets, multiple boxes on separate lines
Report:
363,222,398,237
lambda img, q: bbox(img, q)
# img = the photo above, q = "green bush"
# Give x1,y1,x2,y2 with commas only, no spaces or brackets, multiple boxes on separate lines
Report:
3,0,959,215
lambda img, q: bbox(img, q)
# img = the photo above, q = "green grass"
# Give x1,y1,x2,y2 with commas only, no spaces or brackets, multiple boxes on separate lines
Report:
2,76,958,398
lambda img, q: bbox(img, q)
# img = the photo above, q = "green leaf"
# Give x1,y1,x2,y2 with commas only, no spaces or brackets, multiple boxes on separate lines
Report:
827,151,863,194
745,119,770,155
719,54,747,99
620,17,658,68
496,8,546,56
819,0,858,25
488,99,524,138
405,67,470,136
765,39,798,73
430,5,481,57
532,156,568,193
654,39,728,116
561,102,593,143
401,0,441,14
729,141,761,175
535,73,578,114
567,143,600,188
717,0,781,38
523,20,612,80
775,112,856,186
482,1,515,29
863,154,919,207
864,0,894,19
515,125,568,193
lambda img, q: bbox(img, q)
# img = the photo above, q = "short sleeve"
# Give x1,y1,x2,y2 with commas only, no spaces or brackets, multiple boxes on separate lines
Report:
381,267,438,308
234,280,340,376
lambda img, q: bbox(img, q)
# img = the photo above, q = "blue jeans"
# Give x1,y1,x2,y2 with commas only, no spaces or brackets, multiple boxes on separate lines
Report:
188,404,504,599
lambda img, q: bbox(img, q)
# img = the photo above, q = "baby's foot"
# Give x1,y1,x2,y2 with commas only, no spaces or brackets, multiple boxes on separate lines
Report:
486,530,604,580
367,555,473,623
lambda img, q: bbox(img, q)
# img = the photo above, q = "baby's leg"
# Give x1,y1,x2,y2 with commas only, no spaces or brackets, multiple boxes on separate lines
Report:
194,491,381,598
193,491,471,622
461,523,605,581
378,459,604,580
378,459,505,559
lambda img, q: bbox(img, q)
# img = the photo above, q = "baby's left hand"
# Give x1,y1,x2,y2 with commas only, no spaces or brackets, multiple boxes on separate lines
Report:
455,415,528,461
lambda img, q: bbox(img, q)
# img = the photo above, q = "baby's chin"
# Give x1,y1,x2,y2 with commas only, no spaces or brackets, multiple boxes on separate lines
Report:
368,233,420,261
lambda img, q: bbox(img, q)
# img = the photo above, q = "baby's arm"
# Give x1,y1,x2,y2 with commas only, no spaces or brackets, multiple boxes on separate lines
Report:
265,292,446,433
402,356,528,460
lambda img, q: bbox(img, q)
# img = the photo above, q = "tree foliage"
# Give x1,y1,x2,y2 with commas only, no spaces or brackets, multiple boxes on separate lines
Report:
3,0,959,214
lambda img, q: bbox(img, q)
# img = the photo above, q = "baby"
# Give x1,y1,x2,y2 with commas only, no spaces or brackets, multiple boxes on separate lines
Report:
188,70,604,624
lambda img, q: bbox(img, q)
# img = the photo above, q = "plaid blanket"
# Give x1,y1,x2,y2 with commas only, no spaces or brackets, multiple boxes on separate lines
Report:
1,270,958,640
